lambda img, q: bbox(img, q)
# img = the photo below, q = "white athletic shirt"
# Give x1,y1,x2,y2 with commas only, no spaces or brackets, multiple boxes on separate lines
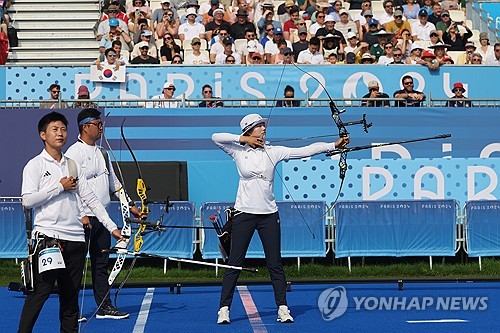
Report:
66,137,126,216
212,133,337,214
22,149,118,242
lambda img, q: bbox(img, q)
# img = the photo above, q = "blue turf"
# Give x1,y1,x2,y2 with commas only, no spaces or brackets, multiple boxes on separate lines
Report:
3,282,500,332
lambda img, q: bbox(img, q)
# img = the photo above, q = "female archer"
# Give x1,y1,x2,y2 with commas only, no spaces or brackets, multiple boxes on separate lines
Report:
212,113,349,324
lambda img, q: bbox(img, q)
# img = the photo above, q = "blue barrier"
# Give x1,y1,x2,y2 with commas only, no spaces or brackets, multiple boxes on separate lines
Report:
200,201,326,259
334,200,457,258
108,201,196,258
0,199,26,258
465,200,500,257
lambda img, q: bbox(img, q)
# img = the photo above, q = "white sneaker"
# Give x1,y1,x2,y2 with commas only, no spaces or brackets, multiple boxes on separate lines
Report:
217,306,230,324
277,305,294,323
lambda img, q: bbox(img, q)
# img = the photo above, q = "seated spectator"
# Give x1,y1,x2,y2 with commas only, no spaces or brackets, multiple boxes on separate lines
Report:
435,10,452,40
40,83,69,109
210,28,232,63
147,81,178,108
443,22,472,51
405,43,425,64
237,29,264,64
297,37,324,64
199,84,224,107
403,0,420,19
100,40,129,64
427,29,440,48
352,0,373,27
229,9,255,39
282,47,294,64
327,53,340,64
277,0,296,24
160,33,181,62
131,30,158,59
130,42,160,64
308,12,325,36
345,32,363,57
261,23,275,47
385,10,411,36
428,42,449,64
101,2,129,24
446,82,472,107
130,16,153,44
171,54,184,64
72,86,98,109
395,28,412,58
225,54,237,64
205,7,230,40
257,9,281,37
179,8,206,41
359,9,376,37
203,0,222,25
378,43,395,64
156,9,180,39
477,32,494,64
248,52,264,64
97,14,130,46
441,55,454,64
362,80,390,107
328,1,348,22
97,4,129,41
370,30,393,61
379,0,396,26
215,37,242,64
264,27,292,64
360,52,375,64
335,9,358,41
229,0,255,23
126,0,152,19
469,52,483,65
321,33,343,59
363,19,381,47
185,38,210,64
440,0,459,11
283,7,299,41
272,39,289,63
276,85,300,107
292,27,309,61
411,9,435,41
152,1,179,30
390,47,405,64
456,42,476,64
486,43,500,66
427,3,442,26
180,0,203,24
95,47,125,72
421,50,440,70
393,75,426,107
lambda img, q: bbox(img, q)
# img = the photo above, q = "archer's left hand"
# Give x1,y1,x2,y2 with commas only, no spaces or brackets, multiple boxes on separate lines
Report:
335,136,350,149
130,205,147,219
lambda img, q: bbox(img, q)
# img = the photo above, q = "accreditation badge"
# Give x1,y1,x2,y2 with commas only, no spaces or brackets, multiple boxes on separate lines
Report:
38,247,66,273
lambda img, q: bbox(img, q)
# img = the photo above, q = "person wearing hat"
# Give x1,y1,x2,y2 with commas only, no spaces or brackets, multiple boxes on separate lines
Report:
147,81,179,108
97,7,130,42
276,85,301,107
292,26,309,60
248,51,264,64
130,41,160,63
264,27,292,64
230,8,256,39
179,7,206,41
213,114,350,325
441,55,454,64
393,75,426,107
428,41,450,64
420,49,440,70
362,80,390,107
456,41,477,64
257,8,281,37
360,52,375,64
335,9,357,41
446,82,472,107
363,18,381,47
315,14,346,46
477,32,494,63
404,43,425,64
184,37,211,64
156,7,180,39
230,0,255,23
442,21,472,51
72,86,98,109
202,0,223,25
215,36,242,63
131,29,158,59
369,29,393,61
152,1,179,29
385,9,411,36
411,9,436,41
65,108,144,322
101,2,129,25
237,29,264,64
402,0,420,19
179,0,203,24
205,6,231,40
435,10,452,39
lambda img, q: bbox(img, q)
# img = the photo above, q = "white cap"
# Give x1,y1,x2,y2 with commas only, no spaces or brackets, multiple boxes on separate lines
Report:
213,7,224,15
324,14,335,22
163,81,175,89
240,114,268,133
247,40,258,52
346,31,357,39
186,7,197,16
137,41,149,48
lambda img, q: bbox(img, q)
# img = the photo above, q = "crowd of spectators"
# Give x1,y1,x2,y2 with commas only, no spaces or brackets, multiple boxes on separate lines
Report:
91,0,499,66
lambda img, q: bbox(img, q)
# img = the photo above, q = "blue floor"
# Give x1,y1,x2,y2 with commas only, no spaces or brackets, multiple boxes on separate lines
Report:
4,281,500,332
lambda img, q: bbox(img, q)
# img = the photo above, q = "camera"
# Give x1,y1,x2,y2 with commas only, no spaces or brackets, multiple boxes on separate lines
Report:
455,21,463,25
467,51,472,55
135,8,141,14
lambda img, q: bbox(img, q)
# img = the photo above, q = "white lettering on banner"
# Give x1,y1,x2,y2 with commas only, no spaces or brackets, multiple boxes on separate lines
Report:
300,72,325,99
342,72,380,102
240,72,266,106
414,166,445,199
75,74,103,98
372,144,411,159
443,72,469,98
379,204,410,209
470,204,500,210
467,166,498,200
480,143,500,158
214,72,222,99
337,204,369,209
399,72,425,91
362,167,393,200
420,203,453,209
168,73,195,98
121,73,148,99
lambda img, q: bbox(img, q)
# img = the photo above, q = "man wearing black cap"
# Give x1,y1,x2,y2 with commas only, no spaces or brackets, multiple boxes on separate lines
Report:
411,9,436,41
215,37,242,64
230,9,256,39
292,26,309,61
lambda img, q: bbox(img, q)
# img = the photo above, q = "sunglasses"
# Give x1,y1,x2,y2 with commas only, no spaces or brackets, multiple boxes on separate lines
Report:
172,60,182,64
107,54,117,57
370,88,379,92
165,36,172,40
165,87,176,91
395,15,402,19
140,47,149,50
393,53,402,56
317,15,325,18
192,42,201,45
403,82,413,85
203,90,213,94
226,59,236,63
452,88,463,93
252,57,261,60
51,90,60,93
266,28,273,31
441,14,449,17
472,58,482,62
108,10,118,13
385,45,393,49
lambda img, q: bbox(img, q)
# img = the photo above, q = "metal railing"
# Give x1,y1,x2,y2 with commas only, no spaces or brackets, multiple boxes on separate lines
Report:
467,1,500,43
